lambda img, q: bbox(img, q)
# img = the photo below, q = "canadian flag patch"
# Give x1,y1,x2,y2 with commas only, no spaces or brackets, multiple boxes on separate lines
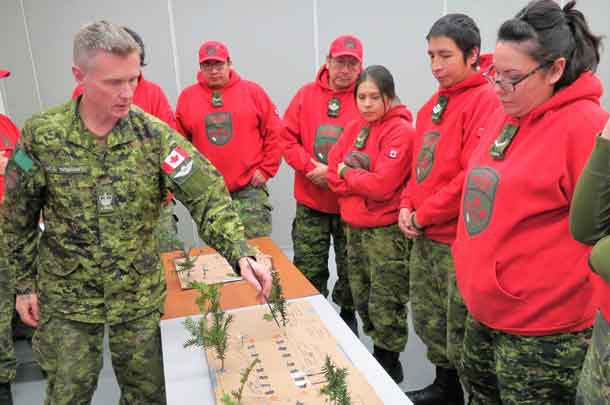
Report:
388,149,398,159
162,146,189,174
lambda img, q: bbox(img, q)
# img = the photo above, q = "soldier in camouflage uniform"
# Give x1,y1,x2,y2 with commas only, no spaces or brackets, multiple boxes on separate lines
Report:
1,21,272,405
0,69,20,405
282,36,364,333
570,118,610,405
71,28,182,254
0,225,16,405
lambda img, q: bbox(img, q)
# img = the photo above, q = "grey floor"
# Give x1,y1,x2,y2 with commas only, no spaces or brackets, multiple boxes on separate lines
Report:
12,247,435,404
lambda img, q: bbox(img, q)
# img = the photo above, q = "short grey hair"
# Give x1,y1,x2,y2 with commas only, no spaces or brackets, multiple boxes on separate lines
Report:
73,20,141,69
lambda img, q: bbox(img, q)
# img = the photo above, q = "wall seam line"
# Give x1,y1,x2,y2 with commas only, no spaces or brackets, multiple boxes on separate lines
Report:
167,0,182,101
312,0,320,74
19,0,43,111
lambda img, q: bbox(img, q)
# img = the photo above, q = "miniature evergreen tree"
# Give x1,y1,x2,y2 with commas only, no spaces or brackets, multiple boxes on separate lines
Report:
183,282,233,371
320,355,351,405
219,393,236,405
175,247,197,281
218,358,260,405
263,269,289,326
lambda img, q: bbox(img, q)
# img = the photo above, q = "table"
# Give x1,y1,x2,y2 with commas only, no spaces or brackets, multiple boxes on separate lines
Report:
161,237,319,320
160,295,411,404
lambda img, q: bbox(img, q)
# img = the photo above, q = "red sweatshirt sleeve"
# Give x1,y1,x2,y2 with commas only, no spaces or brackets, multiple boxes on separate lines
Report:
400,180,415,210
342,126,413,200
149,86,178,130
252,84,282,180
282,88,316,175
399,111,425,211
415,99,495,227
174,92,192,141
326,129,352,196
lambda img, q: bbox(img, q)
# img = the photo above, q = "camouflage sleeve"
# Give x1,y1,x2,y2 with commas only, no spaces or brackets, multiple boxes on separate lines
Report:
158,125,257,272
1,122,46,294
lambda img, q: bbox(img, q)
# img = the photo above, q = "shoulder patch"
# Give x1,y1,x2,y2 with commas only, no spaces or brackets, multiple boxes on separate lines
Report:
463,166,499,236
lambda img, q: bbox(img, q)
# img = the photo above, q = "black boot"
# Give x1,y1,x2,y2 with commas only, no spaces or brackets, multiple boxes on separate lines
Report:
0,382,13,405
373,345,404,384
405,366,464,405
339,308,359,337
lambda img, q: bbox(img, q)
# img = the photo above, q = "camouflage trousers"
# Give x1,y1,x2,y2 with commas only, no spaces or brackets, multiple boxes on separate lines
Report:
156,200,182,253
230,184,272,239
447,263,468,375
409,237,467,371
346,223,410,352
462,314,592,405
576,311,610,404
33,310,165,405
291,204,352,309
0,263,16,383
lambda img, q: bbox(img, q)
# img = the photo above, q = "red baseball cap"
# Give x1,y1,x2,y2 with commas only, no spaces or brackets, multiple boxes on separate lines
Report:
329,35,363,62
0,70,10,79
198,41,230,63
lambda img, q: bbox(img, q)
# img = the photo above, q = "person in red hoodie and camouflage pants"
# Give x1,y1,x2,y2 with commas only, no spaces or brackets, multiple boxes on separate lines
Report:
0,68,20,405
282,35,363,333
399,14,499,405
176,41,282,239
453,1,608,403
327,65,415,384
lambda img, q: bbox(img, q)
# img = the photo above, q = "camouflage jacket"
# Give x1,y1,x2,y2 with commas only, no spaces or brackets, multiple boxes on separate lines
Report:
2,100,256,325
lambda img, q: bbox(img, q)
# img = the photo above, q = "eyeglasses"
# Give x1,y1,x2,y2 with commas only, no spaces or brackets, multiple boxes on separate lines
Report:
201,61,227,72
330,57,361,71
484,61,552,92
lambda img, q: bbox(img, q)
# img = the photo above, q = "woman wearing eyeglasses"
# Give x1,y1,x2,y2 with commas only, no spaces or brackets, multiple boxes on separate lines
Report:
452,1,609,403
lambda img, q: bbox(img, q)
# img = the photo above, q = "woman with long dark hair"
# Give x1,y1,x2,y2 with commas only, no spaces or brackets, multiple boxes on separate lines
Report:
452,1,609,402
327,65,414,383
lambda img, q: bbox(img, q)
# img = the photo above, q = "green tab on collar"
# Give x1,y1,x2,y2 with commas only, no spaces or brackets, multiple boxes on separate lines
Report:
212,91,223,107
354,127,370,149
14,148,34,172
431,95,449,124
327,97,340,118
490,124,519,160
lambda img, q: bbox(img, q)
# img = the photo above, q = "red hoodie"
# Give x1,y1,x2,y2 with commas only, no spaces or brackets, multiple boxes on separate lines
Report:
401,55,500,244
282,66,362,214
176,70,282,192
327,104,415,228
72,74,177,130
453,72,610,335
0,113,19,203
